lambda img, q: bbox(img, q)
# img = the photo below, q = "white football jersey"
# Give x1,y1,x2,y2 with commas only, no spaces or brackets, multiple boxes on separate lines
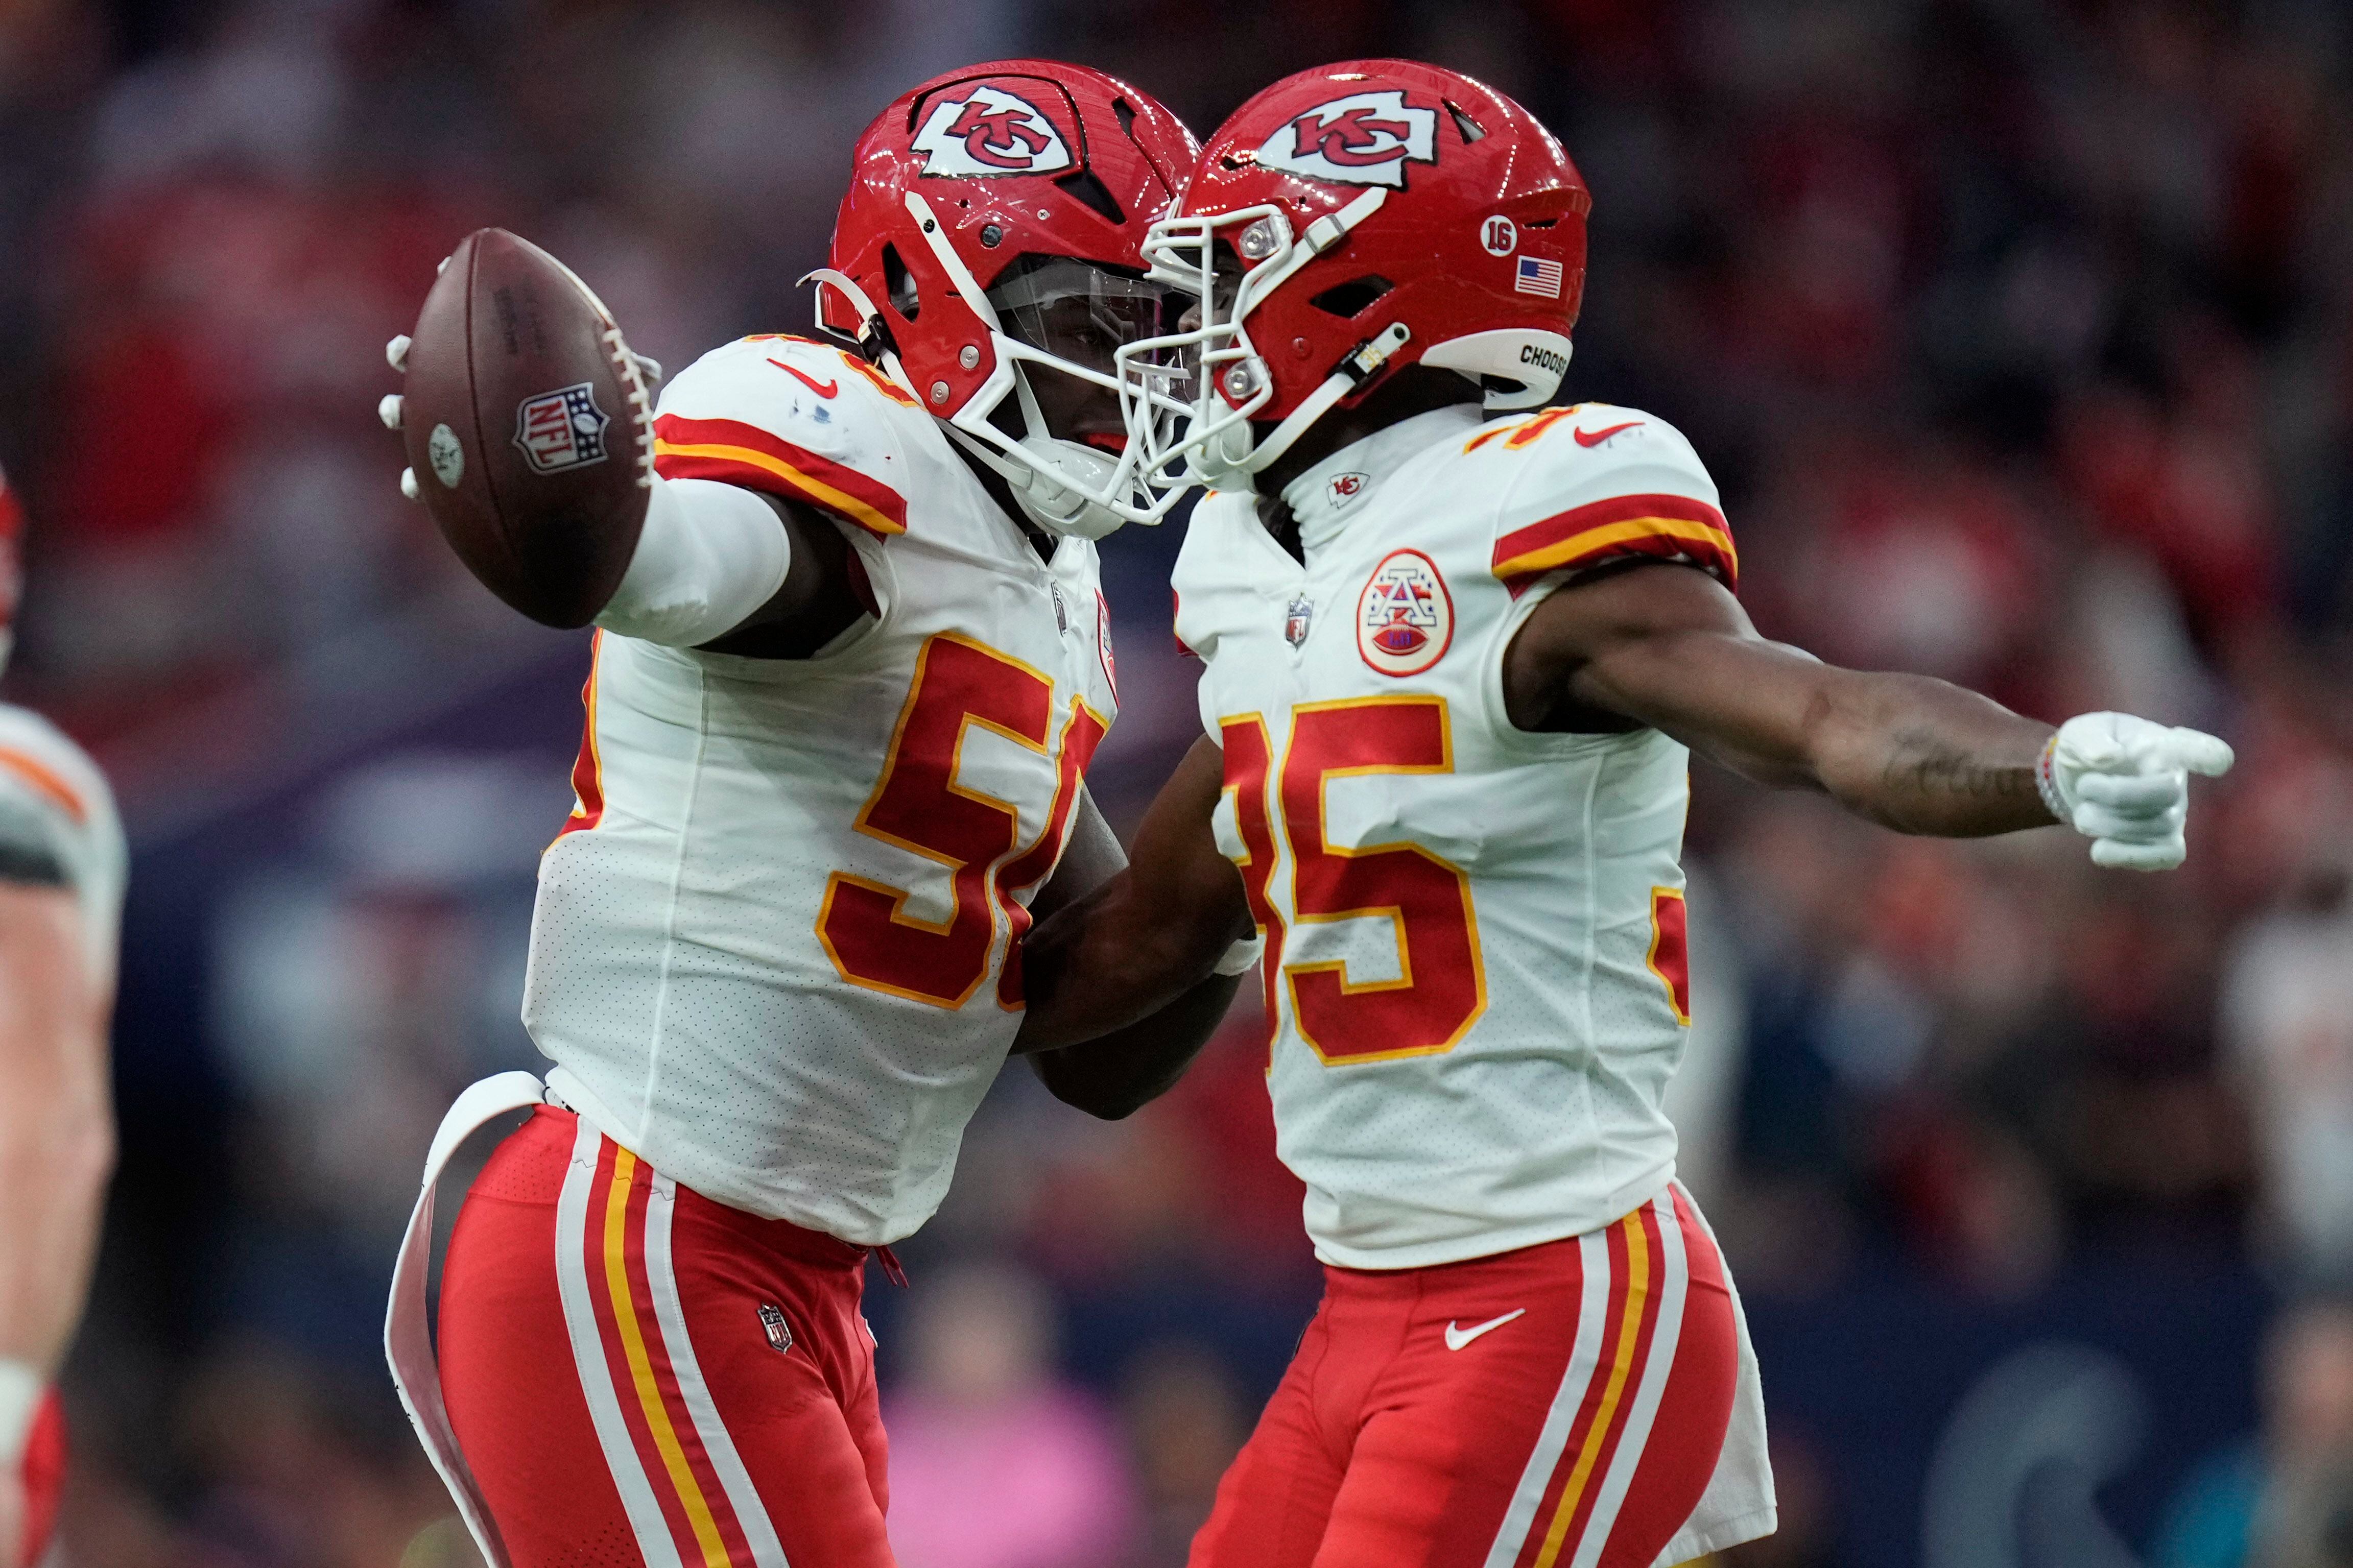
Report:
0,703,126,981
1173,401,1738,1270
523,334,1121,1246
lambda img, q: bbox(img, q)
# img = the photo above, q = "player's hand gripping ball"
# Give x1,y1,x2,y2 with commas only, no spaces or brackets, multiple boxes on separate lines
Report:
378,229,660,628
2037,711,2235,871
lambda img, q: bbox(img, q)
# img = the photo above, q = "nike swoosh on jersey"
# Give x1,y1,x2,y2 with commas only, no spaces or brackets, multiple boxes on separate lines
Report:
1443,1308,1527,1350
769,358,840,398
1573,420,1639,447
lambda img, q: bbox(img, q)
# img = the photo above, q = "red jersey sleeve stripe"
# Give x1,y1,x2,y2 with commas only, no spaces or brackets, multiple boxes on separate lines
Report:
652,415,908,536
1491,493,1738,592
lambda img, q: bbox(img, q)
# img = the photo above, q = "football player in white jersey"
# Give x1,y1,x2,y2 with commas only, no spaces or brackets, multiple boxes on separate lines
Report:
1014,61,2237,1568
0,466,128,1568
376,62,1250,1568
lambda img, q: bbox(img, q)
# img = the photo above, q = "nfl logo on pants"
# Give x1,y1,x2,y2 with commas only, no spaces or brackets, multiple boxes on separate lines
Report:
514,382,611,472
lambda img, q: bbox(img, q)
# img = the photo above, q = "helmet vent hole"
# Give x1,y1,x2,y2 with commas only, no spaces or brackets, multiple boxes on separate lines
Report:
1111,96,1137,137
1524,216,1560,229
1053,168,1126,224
1445,101,1487,144
882,244,920,321
1309,275,1396,319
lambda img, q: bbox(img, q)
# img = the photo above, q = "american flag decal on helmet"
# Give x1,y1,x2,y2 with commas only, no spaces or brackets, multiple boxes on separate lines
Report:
1515,255,1564,299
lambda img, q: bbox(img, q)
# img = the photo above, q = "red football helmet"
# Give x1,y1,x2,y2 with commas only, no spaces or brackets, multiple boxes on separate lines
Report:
1125,60,1590,486
0,464,20,679
809,61,1200,537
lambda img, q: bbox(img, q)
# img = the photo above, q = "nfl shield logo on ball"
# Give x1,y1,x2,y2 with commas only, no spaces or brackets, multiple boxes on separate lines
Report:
1284,595,1314,648
1357,549,1454,677
513,382,611,473
758,1302,793,1354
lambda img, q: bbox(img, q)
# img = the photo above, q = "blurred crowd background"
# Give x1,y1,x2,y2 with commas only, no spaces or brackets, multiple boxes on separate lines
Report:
2,0,2351,1563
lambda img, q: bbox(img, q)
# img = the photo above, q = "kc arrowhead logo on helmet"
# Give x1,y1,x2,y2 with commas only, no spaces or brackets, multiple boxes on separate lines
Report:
1254,90,1438,187
910,84,1076,177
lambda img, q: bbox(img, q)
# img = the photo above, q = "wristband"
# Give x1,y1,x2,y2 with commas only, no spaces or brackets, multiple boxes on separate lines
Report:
1214,932,1266,977
0,1358,42,1469
2035,732,2069,825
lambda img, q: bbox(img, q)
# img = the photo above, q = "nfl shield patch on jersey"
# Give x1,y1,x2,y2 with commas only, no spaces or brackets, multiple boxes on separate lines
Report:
1358,549,1454,677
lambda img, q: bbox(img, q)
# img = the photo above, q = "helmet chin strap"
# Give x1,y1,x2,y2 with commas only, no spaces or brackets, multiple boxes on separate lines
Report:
1210,322,1414,487
935,417,1125,540
800,267,920,400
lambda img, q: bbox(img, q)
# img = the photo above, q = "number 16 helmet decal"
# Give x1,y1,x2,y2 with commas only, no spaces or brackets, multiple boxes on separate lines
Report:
1116,61,1592,488
810,61,1201,539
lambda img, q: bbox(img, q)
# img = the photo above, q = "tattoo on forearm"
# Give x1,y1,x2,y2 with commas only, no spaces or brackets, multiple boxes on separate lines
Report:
1882,738,2035,802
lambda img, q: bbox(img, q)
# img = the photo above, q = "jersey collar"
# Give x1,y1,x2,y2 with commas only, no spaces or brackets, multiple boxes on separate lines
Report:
1279,404,1485,557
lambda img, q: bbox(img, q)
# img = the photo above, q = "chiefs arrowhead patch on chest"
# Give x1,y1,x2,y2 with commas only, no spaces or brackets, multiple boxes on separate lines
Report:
1358,549,1454,677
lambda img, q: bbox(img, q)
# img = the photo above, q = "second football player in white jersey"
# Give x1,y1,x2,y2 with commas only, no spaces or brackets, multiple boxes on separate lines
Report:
1018,61,2235,1568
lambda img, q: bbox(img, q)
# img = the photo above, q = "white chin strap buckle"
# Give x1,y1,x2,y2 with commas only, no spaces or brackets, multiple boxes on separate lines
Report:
1014,437,1126,541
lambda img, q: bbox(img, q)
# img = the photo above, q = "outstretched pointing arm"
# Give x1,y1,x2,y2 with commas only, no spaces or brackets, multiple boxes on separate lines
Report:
1503,563,2231,866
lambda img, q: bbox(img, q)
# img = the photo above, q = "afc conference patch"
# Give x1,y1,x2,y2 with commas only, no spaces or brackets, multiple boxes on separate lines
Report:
513,382,611,473
1357,549,1454,677
1515,254,1564,299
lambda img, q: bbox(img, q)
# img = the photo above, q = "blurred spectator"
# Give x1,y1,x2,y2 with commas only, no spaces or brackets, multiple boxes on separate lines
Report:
1118,1342,1250,1568
2157,1299,2353,1568
884,1264,1138,1568
2224,858,2353,1287
57,1338,465,1568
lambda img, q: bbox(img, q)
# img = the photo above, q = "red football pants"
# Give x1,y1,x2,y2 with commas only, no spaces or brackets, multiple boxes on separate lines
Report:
437,1106,893,1567
18,1387,61,1566
1191,1186,1738,1568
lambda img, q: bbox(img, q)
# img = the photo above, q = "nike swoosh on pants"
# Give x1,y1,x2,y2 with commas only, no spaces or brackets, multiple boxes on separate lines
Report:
1445,1308,1528,1350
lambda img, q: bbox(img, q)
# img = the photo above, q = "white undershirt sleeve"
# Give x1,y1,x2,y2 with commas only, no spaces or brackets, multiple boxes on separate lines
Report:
593,474,793,646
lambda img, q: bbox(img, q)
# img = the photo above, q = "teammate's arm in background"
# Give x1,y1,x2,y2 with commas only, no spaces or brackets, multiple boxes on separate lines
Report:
0,870,113,1566
1018,741,1257,1114
1504,562,2230,861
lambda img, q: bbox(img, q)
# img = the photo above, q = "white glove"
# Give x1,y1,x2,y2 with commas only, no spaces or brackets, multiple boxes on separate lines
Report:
2038,712,2234,871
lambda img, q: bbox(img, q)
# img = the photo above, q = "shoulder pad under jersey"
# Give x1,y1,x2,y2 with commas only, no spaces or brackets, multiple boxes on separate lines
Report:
0,704,126,975
1457,404,1737,596
651,335,922,540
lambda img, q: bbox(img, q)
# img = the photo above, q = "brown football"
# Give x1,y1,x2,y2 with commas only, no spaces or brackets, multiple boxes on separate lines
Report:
397,228,652,629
